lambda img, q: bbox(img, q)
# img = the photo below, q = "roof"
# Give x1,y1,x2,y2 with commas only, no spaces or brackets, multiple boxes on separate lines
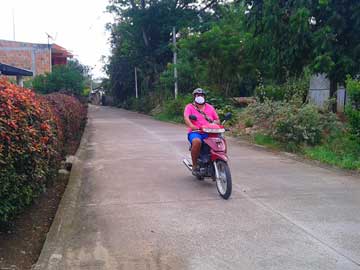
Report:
0,62,33,76
0,39,73,58
0,39,49,50
51,43,73,58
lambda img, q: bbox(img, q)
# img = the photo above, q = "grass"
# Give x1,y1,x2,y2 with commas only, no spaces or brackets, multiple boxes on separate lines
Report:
304,136,360,170
252,133,281,150
304,146,360,170
154,113,183,123
251,132,360,171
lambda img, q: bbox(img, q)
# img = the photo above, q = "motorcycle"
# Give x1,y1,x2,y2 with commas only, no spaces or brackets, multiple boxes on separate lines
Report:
183,113,232,200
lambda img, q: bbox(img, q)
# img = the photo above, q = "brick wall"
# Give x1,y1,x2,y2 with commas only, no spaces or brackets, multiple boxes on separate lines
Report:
0,39,51,76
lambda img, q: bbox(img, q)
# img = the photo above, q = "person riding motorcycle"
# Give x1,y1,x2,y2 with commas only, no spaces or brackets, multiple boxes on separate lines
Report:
184,88,220,176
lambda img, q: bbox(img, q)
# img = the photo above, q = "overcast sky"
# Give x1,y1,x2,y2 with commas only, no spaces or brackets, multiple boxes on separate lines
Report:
0,0,113,78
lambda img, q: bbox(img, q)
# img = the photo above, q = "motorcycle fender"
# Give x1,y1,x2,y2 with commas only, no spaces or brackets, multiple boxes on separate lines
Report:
204,137,226,152
211,151,228,162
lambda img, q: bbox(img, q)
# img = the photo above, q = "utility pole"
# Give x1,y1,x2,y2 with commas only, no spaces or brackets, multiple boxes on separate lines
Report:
12,9,15,40
89,67,93,92
45,33,53,72
135,67,138,99
173,27,178,99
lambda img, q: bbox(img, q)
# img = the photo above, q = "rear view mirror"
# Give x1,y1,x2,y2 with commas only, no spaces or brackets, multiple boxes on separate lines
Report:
224,112,232,120
189,115,197,121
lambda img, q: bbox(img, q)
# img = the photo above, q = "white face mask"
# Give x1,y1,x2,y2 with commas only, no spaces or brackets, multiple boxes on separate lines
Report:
195,96,205,105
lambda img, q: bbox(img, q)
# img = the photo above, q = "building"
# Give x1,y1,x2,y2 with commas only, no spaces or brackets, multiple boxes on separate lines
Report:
51,43,73,66
0,39,73,77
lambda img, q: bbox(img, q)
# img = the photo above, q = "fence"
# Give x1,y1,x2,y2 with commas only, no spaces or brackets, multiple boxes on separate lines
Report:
309,73,346,112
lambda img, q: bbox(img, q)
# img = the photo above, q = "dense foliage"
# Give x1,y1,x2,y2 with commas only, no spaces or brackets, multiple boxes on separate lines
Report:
106,0,222,101
345,76,360,139
0,79,87,223
237,92,359,170
106,0,360,102
243,98,339,146
167,6,256,97
43,93,87,154
32,59,89,96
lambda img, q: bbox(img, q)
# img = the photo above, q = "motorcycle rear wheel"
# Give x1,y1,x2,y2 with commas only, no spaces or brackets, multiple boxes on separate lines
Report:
215,160,232,200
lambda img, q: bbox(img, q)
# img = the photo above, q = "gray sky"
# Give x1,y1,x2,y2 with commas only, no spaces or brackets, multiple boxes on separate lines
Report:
0,0,113,78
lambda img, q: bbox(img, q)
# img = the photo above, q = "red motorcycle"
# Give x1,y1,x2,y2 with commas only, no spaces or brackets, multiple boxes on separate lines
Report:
183,113,232,199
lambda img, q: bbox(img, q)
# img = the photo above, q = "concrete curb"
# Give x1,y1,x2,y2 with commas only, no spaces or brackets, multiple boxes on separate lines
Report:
32,120,91,270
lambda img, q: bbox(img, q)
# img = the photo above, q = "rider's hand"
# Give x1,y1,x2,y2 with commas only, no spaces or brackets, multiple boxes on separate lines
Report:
213,119,220,124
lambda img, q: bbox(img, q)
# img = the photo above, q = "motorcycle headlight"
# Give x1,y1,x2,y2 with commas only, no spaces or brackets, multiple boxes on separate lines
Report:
202,128,225,133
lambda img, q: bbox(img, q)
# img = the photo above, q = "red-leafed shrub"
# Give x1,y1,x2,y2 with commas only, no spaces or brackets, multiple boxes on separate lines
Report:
0,79,87,223
41,93,87,154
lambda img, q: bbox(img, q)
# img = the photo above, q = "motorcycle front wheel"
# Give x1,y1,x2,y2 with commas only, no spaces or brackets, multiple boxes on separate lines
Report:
215,160,232,200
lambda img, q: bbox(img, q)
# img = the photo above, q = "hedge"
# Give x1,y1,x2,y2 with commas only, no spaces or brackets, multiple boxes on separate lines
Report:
41,93,87,154
0,79,87,223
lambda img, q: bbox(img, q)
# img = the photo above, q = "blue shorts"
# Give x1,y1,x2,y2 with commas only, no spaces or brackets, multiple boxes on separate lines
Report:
188,132,208,144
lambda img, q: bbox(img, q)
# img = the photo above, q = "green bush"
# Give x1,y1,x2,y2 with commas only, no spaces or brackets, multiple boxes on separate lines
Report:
217,105,238,126
159,94,193,122
244,118,254,128
274,104,323,145
345,76,360,138
240,94,360,170
121,90,239,125
255,84,285,101
32,63,85,95
82,87,91,97
119,94,162,114
207,91,240,109
246,98,341,146
207,94,232,110
255,76,309,102
246,99,283,130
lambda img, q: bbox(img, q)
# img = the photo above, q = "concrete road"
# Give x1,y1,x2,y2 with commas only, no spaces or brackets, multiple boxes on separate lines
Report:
35,105,360,270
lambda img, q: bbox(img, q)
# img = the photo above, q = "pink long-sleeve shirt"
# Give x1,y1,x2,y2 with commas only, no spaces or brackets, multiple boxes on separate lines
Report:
184,103,219,133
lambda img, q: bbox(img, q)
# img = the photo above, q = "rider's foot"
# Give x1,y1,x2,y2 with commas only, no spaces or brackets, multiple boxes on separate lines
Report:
192,168,204,180
192,168,200,177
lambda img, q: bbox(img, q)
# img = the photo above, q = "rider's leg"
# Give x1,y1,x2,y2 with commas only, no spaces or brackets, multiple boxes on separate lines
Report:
191,138,202,170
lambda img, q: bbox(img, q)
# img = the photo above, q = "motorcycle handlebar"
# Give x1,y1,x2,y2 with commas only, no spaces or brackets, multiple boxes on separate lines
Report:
191,128,230,132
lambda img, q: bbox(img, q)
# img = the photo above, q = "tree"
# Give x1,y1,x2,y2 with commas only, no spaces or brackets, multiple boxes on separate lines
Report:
174,4,257,97
245,0,360,90
33,59,88,95
244,0,313,83
309,0,360,96
106,0,220,101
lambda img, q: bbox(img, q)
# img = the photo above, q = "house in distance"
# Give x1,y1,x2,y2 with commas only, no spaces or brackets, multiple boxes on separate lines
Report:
0,39,73,85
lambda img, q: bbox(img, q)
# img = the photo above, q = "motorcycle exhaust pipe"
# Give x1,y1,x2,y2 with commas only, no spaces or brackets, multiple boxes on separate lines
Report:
183,158,193,171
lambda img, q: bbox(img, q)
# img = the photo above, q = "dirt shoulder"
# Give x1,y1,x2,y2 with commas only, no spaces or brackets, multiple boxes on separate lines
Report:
0,175,69,270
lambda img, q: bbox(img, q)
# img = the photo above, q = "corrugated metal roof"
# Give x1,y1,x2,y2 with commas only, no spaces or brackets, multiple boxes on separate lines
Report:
0,62,33,76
